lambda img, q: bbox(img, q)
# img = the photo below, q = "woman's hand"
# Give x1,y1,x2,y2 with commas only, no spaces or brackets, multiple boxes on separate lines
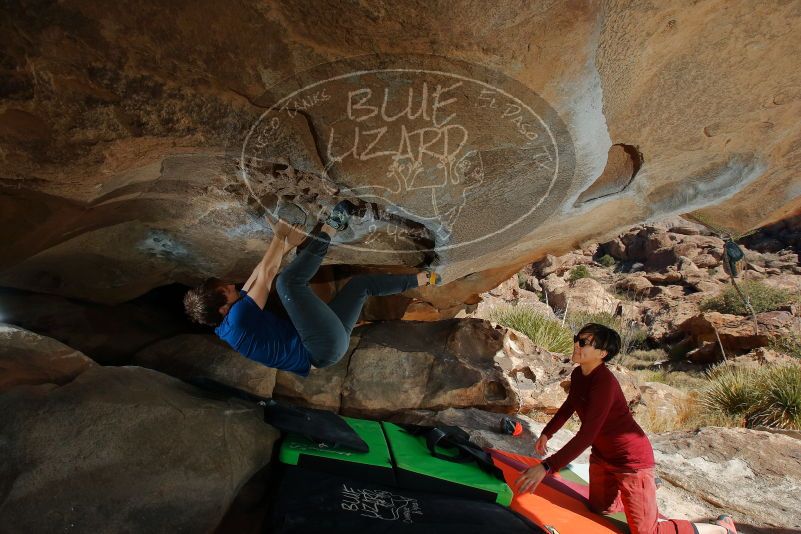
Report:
515,464,547,494
535,434,549,456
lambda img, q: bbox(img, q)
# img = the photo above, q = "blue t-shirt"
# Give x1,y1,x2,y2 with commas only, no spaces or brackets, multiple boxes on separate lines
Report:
215,290,311,376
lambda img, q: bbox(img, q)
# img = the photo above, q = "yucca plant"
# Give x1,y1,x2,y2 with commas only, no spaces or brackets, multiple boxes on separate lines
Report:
487,305,574,354
748,366,801,430
701,365,762,423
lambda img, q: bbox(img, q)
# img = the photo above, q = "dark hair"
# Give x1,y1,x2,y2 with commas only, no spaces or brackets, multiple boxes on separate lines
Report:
183,278,227,327
577,323,621,362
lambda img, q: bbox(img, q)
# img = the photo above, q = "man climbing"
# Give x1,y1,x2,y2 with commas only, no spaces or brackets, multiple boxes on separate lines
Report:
515,323,738,534
183,200,442,376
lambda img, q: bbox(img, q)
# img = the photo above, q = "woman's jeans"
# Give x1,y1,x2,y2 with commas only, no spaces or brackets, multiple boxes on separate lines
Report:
275,231,419,368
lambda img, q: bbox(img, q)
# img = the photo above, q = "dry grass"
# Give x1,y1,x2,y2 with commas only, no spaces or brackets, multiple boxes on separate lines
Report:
636,391,741,433
487,305,574,354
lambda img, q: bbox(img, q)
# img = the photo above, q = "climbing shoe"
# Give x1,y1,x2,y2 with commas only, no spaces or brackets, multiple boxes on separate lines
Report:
324,199,356,231
424,270,443,286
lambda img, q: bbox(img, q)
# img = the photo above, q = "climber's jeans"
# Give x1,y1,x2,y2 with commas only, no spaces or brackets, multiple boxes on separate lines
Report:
275,231,419,369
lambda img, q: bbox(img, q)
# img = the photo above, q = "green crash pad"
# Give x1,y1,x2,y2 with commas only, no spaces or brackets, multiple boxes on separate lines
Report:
279,417,395,485
382,422,513,506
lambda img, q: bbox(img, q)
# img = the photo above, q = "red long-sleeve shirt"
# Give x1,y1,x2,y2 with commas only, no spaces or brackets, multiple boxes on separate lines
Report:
542,364,654,472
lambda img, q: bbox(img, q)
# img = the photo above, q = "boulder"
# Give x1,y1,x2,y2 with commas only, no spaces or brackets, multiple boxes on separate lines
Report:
692,280,723,294
275,318,572,418
675,311,801,362
692,253,720,268
615,275,655,298
522,276,542,294
667,225,702,236
0,323,96,393
1,2,801,320
652,427,801,529
620,228,648,262
672,242,701,260
674,234,726,251
650,285,687,299
606,365,642,405
642,300,702,342
0,365,279,533
645,248,680,272
272,333,359,411
644,230,674,257
545,277,620,315
633,382,687,423
531,379,573,414
724,347,801,369
132,334,278,399
603,237,628,261
342,319,529,417
534,252,593,278
644,271,684,285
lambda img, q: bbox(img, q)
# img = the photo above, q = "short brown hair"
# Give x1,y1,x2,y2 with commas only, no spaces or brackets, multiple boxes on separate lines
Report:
183,278,227,327
577,323,621,362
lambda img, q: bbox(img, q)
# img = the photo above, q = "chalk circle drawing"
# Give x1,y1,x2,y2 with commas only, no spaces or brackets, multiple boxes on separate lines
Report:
238,54,575,256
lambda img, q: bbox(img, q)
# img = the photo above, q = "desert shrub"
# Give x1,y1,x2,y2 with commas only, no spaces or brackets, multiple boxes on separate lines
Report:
487,305,574,354
701,364,801,430
770,333,801,359
702,365,761,421
517,272,527,289
568,265,591,282
598,254,617,268
748,366,801,430
700,280,798,315
564,311,648,355
635,389,744,433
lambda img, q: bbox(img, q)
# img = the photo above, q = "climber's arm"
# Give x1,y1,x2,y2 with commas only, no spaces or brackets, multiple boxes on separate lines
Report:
247,235,291,309
242,261,262,293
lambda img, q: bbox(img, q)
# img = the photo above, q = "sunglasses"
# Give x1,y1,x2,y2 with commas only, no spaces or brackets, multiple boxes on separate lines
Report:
573,335,594,348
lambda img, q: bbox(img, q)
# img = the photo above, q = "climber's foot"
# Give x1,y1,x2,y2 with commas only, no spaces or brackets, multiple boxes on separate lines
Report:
715,514,737,534
324,199,356,232
419,270,442,287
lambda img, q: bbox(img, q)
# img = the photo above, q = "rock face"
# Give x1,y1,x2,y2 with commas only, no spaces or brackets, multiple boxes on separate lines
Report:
273,318,579,418
652,427,801,530
0,323,96,393
2,1,800,319
0,364,279,533
543,276,621,315
132,334,278,398
633,382,687,425
676,311,801,363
